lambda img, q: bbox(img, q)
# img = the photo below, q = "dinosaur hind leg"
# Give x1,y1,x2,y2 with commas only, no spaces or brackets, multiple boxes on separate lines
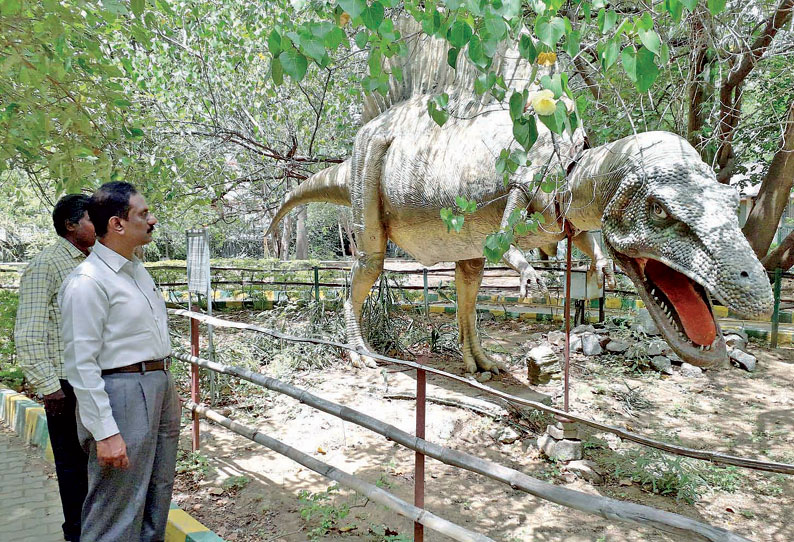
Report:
455,258,503,374
346,135,389,368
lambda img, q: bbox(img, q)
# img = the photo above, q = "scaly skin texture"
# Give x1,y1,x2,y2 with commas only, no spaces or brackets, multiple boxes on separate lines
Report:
269,22,772,372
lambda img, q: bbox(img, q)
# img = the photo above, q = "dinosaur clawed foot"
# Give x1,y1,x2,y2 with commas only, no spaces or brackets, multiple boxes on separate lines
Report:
350,349,378,369
463,350,506,376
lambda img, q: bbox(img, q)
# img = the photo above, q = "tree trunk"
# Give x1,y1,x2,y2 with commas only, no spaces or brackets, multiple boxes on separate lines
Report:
279,214,293,260
295,206,308,260
687,11,709,150
340,211,357,257
742,100,794,261
762,230,794,270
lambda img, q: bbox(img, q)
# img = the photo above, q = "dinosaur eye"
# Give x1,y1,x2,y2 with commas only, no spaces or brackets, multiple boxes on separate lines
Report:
651,202,668,220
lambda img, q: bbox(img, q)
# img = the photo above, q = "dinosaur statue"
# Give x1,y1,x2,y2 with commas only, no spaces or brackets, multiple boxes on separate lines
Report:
269,21,772,373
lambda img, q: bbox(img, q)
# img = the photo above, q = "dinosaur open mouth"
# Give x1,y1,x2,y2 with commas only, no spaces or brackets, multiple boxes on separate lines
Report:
612,253,726,366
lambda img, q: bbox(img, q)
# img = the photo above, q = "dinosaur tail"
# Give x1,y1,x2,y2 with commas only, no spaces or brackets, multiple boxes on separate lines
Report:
267,160,350,236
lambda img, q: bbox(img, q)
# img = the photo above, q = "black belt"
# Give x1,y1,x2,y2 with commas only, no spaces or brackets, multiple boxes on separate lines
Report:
101,357,171,376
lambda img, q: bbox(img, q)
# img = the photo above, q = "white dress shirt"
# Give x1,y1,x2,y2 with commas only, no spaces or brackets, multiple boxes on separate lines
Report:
59,241,171,440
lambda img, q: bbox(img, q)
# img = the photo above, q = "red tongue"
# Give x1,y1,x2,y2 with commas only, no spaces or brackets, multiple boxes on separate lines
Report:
645,260,716,346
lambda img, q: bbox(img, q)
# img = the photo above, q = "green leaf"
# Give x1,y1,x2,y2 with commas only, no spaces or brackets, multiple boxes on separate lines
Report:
534,16,565,47
638,28,661,56
679,0,697,10
621,46,659,92
427,93,450,127
597,9,617,33
338,0,365,19
636,12,653,31
707,0,726,15
324,27,347,50
361,2,384,30
354,31,369,49
447,21,473,48
114,99,132,108
513,116,538,151
599,38,619,71
271,57,284,85
467,35,490,69
509,91,526,121
368,49,381,77
564,30,580,57
474,72,496,95
278,49,308,81
540,74,563,98
268,30,283,57
484,15,507,40
518,34,537,63
540,177,557,193
131,0,145,17
538,100,567,135
447,47,460,69
664,0,683,22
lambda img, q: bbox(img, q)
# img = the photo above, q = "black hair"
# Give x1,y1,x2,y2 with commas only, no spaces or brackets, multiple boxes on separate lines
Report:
52,194,91,237
88,182,138,237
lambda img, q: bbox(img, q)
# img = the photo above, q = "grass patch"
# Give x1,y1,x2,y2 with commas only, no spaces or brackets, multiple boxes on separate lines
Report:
0,290,22,390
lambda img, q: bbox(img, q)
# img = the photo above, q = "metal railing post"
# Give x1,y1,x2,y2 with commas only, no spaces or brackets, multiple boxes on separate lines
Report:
423,268,429,317
190,317,201,451
414,361,426,542
314,266,320,302
599,275,606,323
771,268,782,348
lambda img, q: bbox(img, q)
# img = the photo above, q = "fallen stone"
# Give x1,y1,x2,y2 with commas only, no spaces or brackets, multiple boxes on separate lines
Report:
497,427,520,444
606,339,630,353
547,438,583,462
680,363,703,377
569,334,583,353
565,460,604,484
547,422,579,440
647,339,667,357
547,330,566,346
650,355,673,375
208,487,224,496
667,351,683,364
581,333,603,356
477,371,493,383
725,332,749,351
479,311,494,321
729,348,757,372
633,309,660,336
526,344,562,385
571,324,596,335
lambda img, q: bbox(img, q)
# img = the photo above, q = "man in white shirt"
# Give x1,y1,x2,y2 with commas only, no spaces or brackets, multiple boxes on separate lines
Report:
59,182,180,542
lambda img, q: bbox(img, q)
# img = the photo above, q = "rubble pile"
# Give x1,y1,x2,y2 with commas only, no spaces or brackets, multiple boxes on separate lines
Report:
521,309,758,376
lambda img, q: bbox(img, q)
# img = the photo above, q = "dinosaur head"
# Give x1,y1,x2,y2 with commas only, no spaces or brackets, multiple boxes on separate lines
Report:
599,133,773,367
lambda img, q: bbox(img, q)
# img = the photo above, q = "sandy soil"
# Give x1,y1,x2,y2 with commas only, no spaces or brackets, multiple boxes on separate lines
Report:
170,311,794,542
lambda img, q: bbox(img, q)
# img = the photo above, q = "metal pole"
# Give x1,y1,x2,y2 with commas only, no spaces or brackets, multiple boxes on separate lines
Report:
314,266,320,302
771,268,782,348
423,268,429,317
414,361,426,542
190,316,201,451
599,274,606,323
564,230,572,413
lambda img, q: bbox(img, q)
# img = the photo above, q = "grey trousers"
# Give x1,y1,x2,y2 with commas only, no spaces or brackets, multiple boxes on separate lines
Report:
76,370,181,542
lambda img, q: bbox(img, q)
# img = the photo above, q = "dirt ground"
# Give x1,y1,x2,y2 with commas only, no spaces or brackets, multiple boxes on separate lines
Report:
169,307,794,542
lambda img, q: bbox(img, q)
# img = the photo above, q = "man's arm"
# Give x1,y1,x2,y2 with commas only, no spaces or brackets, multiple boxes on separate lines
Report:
60,274,128,468
15,257,61,397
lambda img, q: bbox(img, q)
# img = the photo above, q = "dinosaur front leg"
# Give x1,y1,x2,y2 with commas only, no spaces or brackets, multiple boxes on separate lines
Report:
503,246,548,299
455,258,504,374
572,231,615,287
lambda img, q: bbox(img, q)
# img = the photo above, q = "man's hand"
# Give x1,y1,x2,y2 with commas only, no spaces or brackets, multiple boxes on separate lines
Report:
43,389,67,417
97,433,129,469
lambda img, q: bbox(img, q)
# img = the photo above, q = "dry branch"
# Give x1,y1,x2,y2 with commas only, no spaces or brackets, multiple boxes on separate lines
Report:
175,353,751,542
170,309,794,477
184,401,495,542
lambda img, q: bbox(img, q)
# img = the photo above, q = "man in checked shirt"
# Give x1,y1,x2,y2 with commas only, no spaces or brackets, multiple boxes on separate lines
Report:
15,194,95,542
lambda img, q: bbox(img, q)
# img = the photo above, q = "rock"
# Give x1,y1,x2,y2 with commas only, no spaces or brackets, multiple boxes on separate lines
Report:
667,350,683,364
581,333,603,356
605,339,630,353
725,332,748,351
547,330,566,346
547,421,579,440
571,324,596,335
538,434,583,462
633,309,660,336
566,460,604,484
497,427,520,444
680,363,703,377
529,332,545,340
729,348,757,372
479,311,494,321
650,356,673,375
526,344,562,385
477,371,493,382
208,487,224,496
569,334,583,353
647,339,667,357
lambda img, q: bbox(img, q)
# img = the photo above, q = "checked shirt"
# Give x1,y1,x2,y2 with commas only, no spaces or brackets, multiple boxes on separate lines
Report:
14,237,87,395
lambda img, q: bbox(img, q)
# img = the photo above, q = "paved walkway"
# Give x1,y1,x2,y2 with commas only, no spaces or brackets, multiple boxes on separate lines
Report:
0,426,65,542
